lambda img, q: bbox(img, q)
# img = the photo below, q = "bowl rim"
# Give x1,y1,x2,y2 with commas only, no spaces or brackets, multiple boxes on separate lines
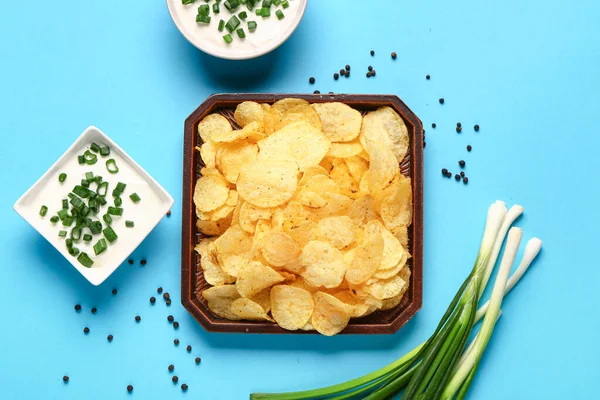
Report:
181,93,424,334
165,0,308,60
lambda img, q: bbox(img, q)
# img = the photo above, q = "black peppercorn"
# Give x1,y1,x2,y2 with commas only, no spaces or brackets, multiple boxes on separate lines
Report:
74,304,81,312
168,364,174,372
370,50,375,56
345,64,350,71
333,73,339,80
150,297,156,304
456,127,462,133
309,77,315,84
168,315,174,323
135,315,141,322
140,259,147,266
195,357,201,364
174,339,180,346
463,177,469,184
474,124,480,132
157,287,163,294
128,259,133,265
187,345,192,353
166,210,171,217
455,174,461,181
432,123,436,128
368,66,373,71
107,334,113,342
181,384,188,391
460,171,465,177
172,376,179,383
127,385,133,393
459,160,466,168
439,98,444,104
63,376,69,383
83,327,89,334
441,168,448,175
313,90,320,94
426,74,431,80
173,322,179,329
391,52,397,59
112,289,117,295
467,145,472,152
91,307,97,314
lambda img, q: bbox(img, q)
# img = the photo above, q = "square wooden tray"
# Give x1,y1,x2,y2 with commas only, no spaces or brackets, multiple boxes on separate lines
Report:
181,93,423,334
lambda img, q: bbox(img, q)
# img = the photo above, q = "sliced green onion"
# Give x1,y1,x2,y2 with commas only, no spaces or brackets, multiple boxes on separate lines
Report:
77,252,94,268
218,19,225,31
255,8,262,15
275,9,284,19
224,0,240,12
61,199,68,209
223,34,233,44
262,0,271,6
125,221,135,228
248,21,257,31
83,234,92,242
99,146,110,156
129,193,141,203
260,7,270,17
196,14,211,23
97,182,108,197
80,205,90,217
88,198,99,213
68,247,80,257
73,185,91,198
281,0,289,8
50,216,59,224
106,159,119,174
103,214,113,225
57,209,69,221
70,196,85,210
97,196,107,206
107,206,123,216
71,228,82,241
81,179,90,188
83,150,97,165
182,0,196,5
66,238,73,248
237,28,246,38
78,155,85,165
225,15,241,32
85,172,94,181
39,205,48,217
71,208,80,217
58,230,67,237
112,182,126,197
197,4,210,14
90,143,101,153
114,197,122,207
89,221,103,234
246,0,256,10
59,173,67,183
272,0,280,5
62,216,75,227
93,238,108,255
213,2,220,13
239,11,247,19
103,226,118,243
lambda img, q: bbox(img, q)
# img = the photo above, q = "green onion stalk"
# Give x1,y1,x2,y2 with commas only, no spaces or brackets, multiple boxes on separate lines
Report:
251,201,545,400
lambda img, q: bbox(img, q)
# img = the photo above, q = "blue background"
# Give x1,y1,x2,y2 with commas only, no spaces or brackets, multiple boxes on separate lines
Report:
0,1,598,399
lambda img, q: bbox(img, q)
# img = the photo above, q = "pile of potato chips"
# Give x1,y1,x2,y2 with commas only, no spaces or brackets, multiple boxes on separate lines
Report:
194,98,413,336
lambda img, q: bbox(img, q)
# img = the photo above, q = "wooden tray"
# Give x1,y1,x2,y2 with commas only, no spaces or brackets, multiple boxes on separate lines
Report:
181,94,423,334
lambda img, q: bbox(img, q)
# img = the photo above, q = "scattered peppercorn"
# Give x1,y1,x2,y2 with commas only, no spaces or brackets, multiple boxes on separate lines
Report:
168,315,174,323
140,259,147,266
459,160,466,168
474,124,480,132
135,315,141,322
345,65,350,71
63,376,69,383
309,77,315,84
91,307,97,314
457,122,462,128
467,145,472,152
439,98,444,104
195,357,201,364
186,345,192,353
166,210,171,217
127,385,133,393
426,74,431,80
370,50,375,56
181,384,188,391
441,168,448,176
166,299,172,306
366,72,371,78
83,327,90,334
368,66,373,71
333,73,339,80
339,69,345,76
463,177,469,184
445,171,452,178
163,293,170,300
157,287,163,294
391,52,397,59
313,90,320,94
455,174,461,181
128,259,133,265
112,289,117,295
174,322,180,329
174,339,180,346
432,123,436,128
107,334,113,342
74,304,81,312
460,171,465,177
371,70,376,76
344,71,350,78
168,365,174,372
172,376,179,383
150,297,156,304
456,126,462,133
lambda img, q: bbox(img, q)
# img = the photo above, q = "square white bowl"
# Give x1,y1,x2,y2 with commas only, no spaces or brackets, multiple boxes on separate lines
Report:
14,126,174,286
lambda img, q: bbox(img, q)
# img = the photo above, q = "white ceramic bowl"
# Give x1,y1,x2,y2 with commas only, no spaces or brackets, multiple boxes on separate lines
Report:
14,126,174,286
166,0,307,60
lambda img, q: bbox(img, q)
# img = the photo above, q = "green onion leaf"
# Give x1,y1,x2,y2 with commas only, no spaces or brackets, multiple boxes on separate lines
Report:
89,221,103,234
239,11,247,19
59,173,67,183
97,182,108,196
83,234,92,242
83,150,97,165
126,221,135,228
248,20,257,31
218,19,225,31
197,4,210,14
71,228,82,241
66,238,73,248
223,34,233,43
226,15,241,32
246,0,256,11
90,143,101,153
77,252,94,268
81,179,90,188
281,0,289,8
182,0,196,4
62,216,75,227
73,185,92,198
196,14,211,23
57,209,69,221
103,214,113,225
70,196,85,210
103,226,118,243
93,238,108,255
129,193,141,203
62,199,68,209
106,159,119,174
114,197,122,207
213,2,220,13
275,9,284,19
273,0,280,5
237,28,246,38
99,146,110,156
58,230,67,237
97,196,107,206
77,155,85,165
68,247,80,257
50,216,59,224
71,208,80,217
262,0,271,7
88,198,99,213
112,182,126,197
255,8,262,16
260,7,270,17
224,0,240,12
85,172,94,181
80,205,90,217
107,206,123,216
39,205,48,217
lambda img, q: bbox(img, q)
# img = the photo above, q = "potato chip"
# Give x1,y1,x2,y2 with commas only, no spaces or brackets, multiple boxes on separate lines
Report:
271,98,322,132
311,102,362,142
310,193,353,219
261,104,275,135
327,139,364,158
300,241,347,288
237,159,299,208
345,156,369,182
300,191,327,208
234,101,265,130
211,121,265,143
258,121,330,171
230,298,274,321
231,199,243,226
198,140,218,168
216,140,259,184
368,143,399,193
202,284,240,320
365,220,404,269
373,255,407,280
347,194,377,227
345,231,384,285
250,288,271,313
259,231,300,267
300,322,315,331
316,216,355,249
239,202,272,234
320,156,335,172
196,239,235,286
363,275,406,300
301,174,343,195
376,175,413,230
283,218,317,249
392,225,409,248
198,113,232,143
270,285,314,331
312,292,352,336
215,225,253,260
359,171,371,193
288,277,317,293
330,159,359,193
359,106,409,163
193,173,230,213
299,165,329,187
236,261,284,298
333,290,371,318
220,254,249,278
196,212,233,236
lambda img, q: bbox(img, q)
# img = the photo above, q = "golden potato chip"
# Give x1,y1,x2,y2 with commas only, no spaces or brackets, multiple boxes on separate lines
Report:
231,199,243,226
300,322,315,331
288,277,317,293
373,255,407,280
198,113,232,143
259,231,300,267
320,156,335,172
301,174,343,195
215,225,253,259
211,121,265,143
316,216,355,249
330,160,359,193
196,240,235,286
239,202,272,234
234,101,265,130
193,173,230,213
311,102,362,142
300,191,327,208
363,275,406,300
199,140,218,168
250,288,271,313
333,290,371,318
261,103,275,135
310,193,353,219
236,261,284,298
283,219,317,249
359,171,371,193
270,285,314,331
300,241,347,288
312,292,352,336
221,254,249,278
196,203,234,223
230,298,274,321
347,194,377,227
365,220,404,269
258,121,330,171
392,225,409,247
196,212,233,236
327,139,364,158
368,143,399,193
215,140,259,184
380,291,406,311
299,165,329,187
359,106,409,163
345,156,369,182
376,175,413,230
345,231,384,285
399,264,411,283
202,284,240,320
271,98,322,132
237,159,299,208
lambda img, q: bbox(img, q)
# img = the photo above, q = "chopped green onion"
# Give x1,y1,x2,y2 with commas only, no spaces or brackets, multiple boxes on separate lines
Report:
248,20,257,31
89,221,103,234
93,238,108,255
50,216,59,224
281,0,288,8
71,228,82,241
39,205,48,217
103,214,113,225
255,8,262,15
106,159,119,174
224,0,240,12
237,28,246,38
213,2,220,13
62,199,68,209
70,196,85,210
80,205,90,217
93,175,103,183
97,182,108,196
77,252,94,268
99,146,110,156
66,238,73,248
83,150,97,165
112,182,126,197
223,34,233,43
129,193,141,203
272,0,280,5
275,9,284,19
114,197,122,207
125,221,135,228
260,7,270,17
71,208,80,217
73,185,91,198
197,4,210,14
57,209,69,221
196,14,211,23
103,226,118,243
85,172,94,181
83,234,92,242
182,0,196,4
107,206,123,216
97,196,107,206
78,155,85,165
59,173,67,183
81,179,90,188
68,247,80,257
62,216,75,227
262,0,271,6
218,19,225,31
58,230,67,237
226,15,241,32
246,0,256,10
239,11,247,19
89,198,99,213
90,143,101,153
